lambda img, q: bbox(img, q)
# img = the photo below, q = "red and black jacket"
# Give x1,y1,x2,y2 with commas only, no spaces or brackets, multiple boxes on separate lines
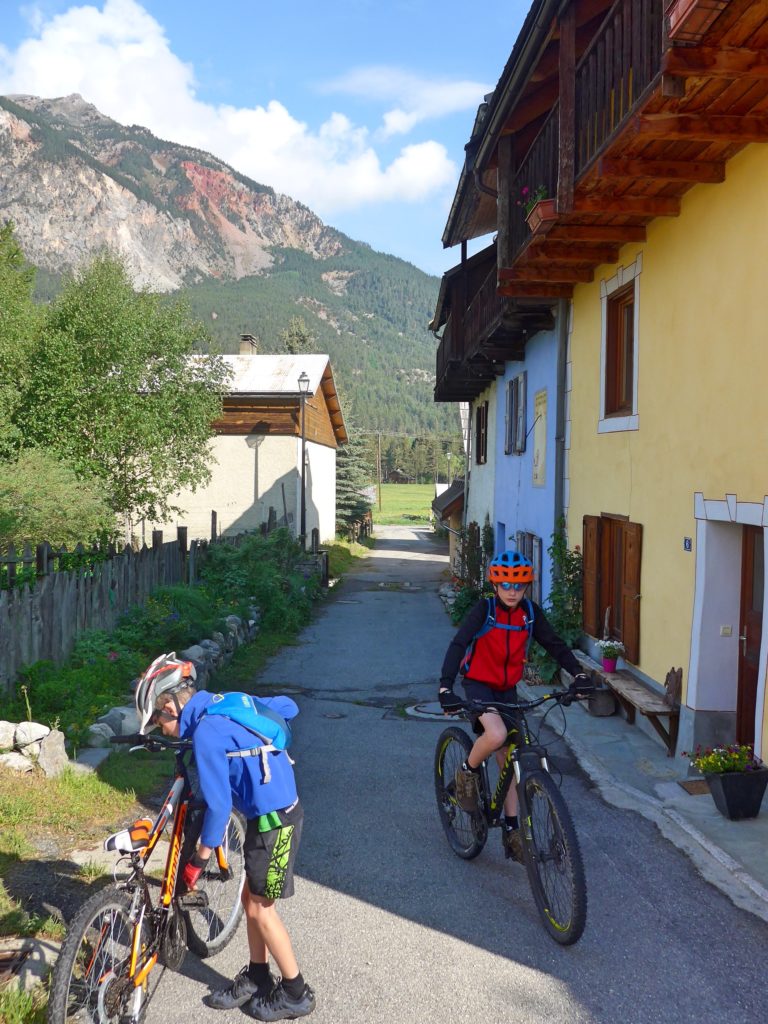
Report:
440,597,582,692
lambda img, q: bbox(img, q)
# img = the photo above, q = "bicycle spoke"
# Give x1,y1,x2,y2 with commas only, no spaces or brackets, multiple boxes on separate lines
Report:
434,727,487,859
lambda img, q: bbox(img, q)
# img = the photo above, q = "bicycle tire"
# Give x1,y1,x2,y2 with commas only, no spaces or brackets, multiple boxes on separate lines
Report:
182,809,246,957
518,770,587,945
434,726,488,859
47,884,149,1024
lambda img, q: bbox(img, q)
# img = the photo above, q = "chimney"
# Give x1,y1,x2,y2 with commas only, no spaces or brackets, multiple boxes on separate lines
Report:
239,334,257,355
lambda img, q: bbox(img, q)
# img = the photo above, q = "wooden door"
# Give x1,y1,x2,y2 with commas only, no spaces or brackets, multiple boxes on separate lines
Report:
737,526,764,745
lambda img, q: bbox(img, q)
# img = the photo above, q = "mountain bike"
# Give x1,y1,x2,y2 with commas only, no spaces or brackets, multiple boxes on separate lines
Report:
434,683,593,945
47,732,247,1024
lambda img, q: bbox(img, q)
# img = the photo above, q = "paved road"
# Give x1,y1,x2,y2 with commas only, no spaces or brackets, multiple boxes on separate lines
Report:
146,526,768,1024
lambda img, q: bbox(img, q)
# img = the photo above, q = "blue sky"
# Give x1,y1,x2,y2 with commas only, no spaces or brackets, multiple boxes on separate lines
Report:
0,0,529,277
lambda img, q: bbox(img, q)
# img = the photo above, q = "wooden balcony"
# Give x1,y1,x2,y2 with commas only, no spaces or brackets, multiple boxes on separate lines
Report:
496,0,768,298
434,253,554,402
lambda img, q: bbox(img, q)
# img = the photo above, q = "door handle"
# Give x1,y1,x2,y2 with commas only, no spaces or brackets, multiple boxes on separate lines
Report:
739,633,747,656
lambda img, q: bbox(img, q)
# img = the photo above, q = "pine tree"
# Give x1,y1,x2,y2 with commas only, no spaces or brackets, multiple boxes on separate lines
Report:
335,427,374,538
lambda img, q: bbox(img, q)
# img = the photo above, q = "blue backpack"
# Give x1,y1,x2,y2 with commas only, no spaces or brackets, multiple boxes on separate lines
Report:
460,597,535,675
203,692,292,782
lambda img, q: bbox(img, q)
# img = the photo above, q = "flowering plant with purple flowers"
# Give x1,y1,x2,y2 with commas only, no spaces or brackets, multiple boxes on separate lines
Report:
683,743,764,774
516,184,548,216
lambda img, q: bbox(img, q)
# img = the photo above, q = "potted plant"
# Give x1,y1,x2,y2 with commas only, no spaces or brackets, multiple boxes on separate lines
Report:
684,744,768,820
595,638,624,672
517,185,556,234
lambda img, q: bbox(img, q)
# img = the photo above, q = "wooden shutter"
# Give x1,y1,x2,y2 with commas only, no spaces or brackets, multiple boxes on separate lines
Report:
504,380,512,454
620,521,642,664
514,373,527,454
582,515,602,636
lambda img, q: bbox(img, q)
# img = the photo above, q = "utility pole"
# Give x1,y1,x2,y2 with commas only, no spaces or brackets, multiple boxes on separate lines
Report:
377,431,382,512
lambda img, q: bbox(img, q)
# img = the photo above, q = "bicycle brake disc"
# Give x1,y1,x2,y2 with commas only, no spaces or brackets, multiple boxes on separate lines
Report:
160,909,187,971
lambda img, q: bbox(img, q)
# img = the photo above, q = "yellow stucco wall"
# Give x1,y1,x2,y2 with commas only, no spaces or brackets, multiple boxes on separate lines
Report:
567,143,768,726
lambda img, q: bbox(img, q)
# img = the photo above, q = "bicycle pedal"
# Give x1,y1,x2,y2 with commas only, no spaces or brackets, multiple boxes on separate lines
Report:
177,890,210,909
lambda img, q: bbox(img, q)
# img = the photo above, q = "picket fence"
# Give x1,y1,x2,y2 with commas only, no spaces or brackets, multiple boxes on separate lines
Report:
0,527,223,695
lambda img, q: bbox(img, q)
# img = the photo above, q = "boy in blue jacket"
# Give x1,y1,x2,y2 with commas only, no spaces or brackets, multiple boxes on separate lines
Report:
135,653,315,1021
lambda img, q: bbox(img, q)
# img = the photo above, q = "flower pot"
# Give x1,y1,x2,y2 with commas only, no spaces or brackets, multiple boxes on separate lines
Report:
704,767,768,821
525,198,557,235
601,656,618,673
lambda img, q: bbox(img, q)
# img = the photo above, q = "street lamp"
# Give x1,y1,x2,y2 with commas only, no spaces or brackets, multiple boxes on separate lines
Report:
298,371,310,548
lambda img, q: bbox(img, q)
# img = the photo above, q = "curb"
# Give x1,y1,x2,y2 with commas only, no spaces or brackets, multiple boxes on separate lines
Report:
559,715,768,926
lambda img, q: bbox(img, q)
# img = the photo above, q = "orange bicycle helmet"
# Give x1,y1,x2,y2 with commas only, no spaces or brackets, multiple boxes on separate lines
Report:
487,550,534,585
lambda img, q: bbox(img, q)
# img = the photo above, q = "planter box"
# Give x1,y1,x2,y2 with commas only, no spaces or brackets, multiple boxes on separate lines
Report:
705,767,768,820
665,0,729,43
525,198,557,235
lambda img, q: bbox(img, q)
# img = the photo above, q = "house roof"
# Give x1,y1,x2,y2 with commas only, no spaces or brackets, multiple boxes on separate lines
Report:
431,477,465,519
222,354,331,396
222,354,347,444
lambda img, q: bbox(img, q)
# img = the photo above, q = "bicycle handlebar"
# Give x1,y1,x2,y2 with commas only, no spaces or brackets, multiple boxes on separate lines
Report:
454,683,596,717
110,733,193,750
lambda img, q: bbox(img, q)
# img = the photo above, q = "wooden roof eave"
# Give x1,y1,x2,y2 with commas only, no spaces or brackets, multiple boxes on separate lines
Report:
319,364,348,445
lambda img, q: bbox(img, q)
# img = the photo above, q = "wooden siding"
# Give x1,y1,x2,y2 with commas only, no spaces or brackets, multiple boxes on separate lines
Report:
214,391,339,448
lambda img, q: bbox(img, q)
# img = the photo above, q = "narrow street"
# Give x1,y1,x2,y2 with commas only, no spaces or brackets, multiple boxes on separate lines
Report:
146,527,768,1024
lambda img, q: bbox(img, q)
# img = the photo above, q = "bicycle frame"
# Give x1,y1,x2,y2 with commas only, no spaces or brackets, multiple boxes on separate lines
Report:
476,704,552,825
108,739,232,1002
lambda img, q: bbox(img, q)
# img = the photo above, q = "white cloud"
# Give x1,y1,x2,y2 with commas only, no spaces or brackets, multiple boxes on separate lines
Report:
0,0,460,215
321,65,492,138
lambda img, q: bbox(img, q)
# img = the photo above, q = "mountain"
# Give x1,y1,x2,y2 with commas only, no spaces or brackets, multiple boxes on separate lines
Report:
0,93,458,435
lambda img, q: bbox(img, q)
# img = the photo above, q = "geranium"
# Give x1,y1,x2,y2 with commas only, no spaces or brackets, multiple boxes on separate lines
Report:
595,638,625,660
516,184,547,216
683,744,764,774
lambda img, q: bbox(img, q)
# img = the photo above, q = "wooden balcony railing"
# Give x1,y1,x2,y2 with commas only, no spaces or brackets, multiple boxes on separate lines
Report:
575,0,665,175
465,268,507,354
505,0,665,265
509,100,560,262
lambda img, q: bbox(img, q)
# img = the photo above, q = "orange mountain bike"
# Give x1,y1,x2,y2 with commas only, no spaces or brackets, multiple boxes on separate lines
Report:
47,732,247,1024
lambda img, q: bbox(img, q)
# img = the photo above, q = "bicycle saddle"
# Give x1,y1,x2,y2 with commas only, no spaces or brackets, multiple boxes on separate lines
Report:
104,817,153,854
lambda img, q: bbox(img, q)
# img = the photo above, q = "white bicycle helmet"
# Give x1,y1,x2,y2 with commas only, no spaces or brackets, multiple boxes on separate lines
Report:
135,652,197,734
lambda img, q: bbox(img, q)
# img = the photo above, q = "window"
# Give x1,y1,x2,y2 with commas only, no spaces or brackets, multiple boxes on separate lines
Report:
599,256,641,433
605,285,634,415
505,372,526,455
582,514,642,664
515,530,542,605
475,401,488,465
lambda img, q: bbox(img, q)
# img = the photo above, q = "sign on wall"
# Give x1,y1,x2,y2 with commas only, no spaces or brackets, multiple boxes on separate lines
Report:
532,389,547,487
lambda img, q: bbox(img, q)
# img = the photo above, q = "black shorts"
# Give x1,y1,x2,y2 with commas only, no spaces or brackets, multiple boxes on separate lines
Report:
462,680,520,741
244,802,303,900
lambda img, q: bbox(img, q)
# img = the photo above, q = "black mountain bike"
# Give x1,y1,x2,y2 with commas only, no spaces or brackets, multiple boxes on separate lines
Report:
47,732,247,1024
434,684,592,945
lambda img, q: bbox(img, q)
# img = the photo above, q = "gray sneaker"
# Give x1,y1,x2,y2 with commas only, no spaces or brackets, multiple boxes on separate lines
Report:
502,827,524,863
454,766,480,813
204,966,275,1010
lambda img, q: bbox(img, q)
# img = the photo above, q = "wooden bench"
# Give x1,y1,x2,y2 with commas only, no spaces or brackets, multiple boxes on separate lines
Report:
603,666,682,757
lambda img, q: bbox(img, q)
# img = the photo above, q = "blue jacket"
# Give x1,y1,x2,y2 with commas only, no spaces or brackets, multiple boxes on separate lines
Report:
179,690,299,848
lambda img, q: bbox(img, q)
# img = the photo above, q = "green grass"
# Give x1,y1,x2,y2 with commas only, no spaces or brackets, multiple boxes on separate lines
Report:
0,985,47,1024
373,483,435,525
325,537,374,577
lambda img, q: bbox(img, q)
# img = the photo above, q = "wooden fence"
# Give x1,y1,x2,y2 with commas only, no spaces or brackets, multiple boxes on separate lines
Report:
0,528,216,695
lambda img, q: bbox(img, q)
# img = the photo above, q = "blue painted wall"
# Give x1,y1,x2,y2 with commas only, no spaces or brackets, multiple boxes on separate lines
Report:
492,324,561,604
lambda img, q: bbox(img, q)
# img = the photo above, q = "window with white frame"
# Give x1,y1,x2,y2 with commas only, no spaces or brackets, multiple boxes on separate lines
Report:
505,372,527,454
599,256,641,433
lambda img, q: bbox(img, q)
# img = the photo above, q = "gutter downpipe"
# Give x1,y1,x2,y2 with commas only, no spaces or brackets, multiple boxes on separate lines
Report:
554,297,569,535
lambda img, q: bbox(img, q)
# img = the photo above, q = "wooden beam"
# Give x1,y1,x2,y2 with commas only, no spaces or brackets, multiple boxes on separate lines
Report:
632,113,768,143
547,224,647,243
515,242,620,263
663,45,768,80
505,265,594,284
557,4,576,215
598,157,725,183
497,281,573,299
572,195,681,216
497,134,515,269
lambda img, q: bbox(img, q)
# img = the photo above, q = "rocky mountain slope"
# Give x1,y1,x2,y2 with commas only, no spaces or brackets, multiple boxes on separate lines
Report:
0,94,453,434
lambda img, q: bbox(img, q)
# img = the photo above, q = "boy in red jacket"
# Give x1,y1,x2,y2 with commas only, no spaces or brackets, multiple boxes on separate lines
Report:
438,551,589,860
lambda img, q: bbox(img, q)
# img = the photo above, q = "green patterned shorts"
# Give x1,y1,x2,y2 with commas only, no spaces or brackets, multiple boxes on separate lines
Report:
244,802,303,900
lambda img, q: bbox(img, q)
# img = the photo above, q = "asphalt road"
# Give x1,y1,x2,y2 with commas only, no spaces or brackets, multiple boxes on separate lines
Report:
143,526,768,1024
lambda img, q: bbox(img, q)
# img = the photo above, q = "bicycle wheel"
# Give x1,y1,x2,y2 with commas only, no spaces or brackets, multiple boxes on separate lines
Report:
518,770,587,945
47,885,149,1024
183,809,246,957
434,726,488,859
